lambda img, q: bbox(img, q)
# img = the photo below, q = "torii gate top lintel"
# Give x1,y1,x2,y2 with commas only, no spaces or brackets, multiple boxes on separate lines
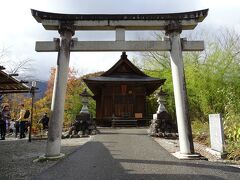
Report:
31,9,208,31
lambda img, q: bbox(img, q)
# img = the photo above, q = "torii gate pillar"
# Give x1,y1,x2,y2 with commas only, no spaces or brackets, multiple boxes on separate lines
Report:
46,26,74,158
167,26,195,156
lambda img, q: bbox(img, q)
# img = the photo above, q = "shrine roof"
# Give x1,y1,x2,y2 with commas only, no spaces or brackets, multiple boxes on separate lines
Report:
0,67,30,94
84,52,164,83
84,52,166,95
84,75,164,83
102,52,146,77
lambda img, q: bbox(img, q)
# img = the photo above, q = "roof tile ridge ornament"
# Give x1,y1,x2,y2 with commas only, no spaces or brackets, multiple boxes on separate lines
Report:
121,52,128,60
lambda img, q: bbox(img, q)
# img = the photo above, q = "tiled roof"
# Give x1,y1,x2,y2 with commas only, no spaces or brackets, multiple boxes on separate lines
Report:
0,68,30,94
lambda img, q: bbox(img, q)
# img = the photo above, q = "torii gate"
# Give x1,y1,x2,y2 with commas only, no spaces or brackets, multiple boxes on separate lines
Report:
31,9,208,159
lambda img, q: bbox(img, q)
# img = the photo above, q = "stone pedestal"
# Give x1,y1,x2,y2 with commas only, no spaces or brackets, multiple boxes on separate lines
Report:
149,111,177,138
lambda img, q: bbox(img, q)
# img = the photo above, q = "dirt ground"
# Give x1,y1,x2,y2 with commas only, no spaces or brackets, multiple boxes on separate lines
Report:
0,136,92,180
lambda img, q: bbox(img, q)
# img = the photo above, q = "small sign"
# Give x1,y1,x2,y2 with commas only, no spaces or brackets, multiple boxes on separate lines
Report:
209,114,224,153
135,113,142,119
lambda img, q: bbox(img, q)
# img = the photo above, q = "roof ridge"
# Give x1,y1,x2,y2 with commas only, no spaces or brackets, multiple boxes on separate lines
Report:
101,52,147,77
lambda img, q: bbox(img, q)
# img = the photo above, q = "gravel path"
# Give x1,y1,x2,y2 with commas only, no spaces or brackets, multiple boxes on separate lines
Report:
153,136,240,166
34,128,240,180
0,136,91,179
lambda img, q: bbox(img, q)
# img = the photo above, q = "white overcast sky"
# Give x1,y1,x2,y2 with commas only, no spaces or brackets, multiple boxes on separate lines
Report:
0,0,240,81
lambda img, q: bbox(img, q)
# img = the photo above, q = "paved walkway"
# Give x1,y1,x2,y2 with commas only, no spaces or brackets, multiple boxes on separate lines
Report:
34,128,240,180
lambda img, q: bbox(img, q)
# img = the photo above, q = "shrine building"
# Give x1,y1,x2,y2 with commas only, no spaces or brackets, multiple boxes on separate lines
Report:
84,52,165,126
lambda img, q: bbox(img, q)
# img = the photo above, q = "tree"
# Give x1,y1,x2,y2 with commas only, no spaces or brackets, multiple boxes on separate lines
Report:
0,46,34,125
0,45,34,80
138,29,240,159
35,68,101,128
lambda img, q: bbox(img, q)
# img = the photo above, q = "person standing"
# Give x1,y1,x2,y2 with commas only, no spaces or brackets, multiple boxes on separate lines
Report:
38,113,49,131
15,120,20,138
0,110,6,140
2,105,11,135
18,104,29,139
9,119,15,134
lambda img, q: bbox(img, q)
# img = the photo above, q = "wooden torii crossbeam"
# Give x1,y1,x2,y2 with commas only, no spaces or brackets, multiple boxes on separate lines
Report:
31,8,208,160
33,9,208,52
35,39,204,52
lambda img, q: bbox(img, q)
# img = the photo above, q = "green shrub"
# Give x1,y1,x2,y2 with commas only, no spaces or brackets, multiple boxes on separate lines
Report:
192,120,210,145
224,104,240,160
140,29,240,160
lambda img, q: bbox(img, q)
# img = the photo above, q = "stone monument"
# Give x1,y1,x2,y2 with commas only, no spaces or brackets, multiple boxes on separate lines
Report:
207,114,226,159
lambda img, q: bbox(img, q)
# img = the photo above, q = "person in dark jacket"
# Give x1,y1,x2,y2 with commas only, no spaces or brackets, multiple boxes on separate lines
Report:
38,113,49,130
2,105,11,132
1,105,11,140
0,111,5,140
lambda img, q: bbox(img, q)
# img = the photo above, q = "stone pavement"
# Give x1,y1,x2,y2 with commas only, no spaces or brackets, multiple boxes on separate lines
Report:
34,128,240,180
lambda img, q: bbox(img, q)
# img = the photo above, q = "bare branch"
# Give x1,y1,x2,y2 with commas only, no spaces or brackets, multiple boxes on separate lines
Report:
0,46,10,64
9,58,33,74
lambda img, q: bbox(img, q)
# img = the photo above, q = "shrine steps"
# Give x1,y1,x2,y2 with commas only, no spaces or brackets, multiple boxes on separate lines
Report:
112,119,137,127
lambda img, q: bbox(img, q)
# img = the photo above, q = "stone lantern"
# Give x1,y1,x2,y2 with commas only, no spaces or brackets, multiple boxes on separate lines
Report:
62,88,96,138
155,87,168,115
79,88,92,114
148,88,177,137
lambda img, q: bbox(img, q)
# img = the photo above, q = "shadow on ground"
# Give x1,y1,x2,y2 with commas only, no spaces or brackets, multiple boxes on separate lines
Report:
33,141,239,180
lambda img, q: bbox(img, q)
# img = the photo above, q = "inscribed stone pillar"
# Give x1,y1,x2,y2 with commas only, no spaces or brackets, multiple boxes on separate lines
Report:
46,28,74,157
167,29,194,154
